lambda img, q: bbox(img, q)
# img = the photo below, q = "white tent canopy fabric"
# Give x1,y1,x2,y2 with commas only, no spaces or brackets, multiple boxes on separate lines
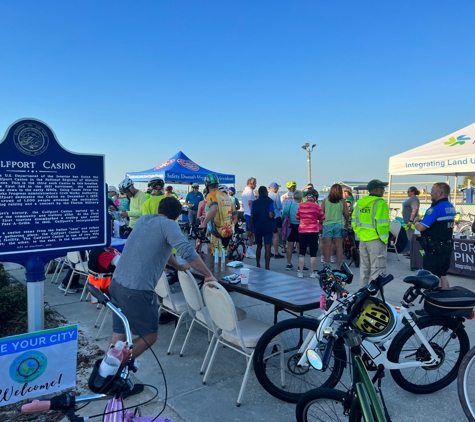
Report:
389,122,475,176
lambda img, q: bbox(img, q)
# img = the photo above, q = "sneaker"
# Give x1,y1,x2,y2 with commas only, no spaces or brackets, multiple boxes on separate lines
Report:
285,264,293,271
330,256,336,263
310,271,318,279
58,284,77,294
297,271,304,278
303,265,309,271
273,254,285,259
122,383,145,399
320,255,325,263
159,312,177,325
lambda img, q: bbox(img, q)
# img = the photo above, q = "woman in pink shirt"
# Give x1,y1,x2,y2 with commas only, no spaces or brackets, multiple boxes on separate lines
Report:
296,188,325,278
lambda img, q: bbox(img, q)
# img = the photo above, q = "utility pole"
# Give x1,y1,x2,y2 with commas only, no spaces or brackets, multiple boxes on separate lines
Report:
301,143,316,185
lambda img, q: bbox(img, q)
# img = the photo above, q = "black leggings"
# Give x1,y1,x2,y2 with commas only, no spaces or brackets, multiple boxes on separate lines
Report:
298,232,319,257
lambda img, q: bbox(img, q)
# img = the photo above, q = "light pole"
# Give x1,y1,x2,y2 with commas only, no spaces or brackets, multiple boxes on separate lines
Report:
301,143,316,185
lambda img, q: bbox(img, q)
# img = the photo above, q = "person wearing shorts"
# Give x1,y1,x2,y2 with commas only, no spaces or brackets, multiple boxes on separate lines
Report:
268,182,284,259
321,184,350,270
250,186,277,269
109,197,216,359
415,182,455,289
296,188,325,278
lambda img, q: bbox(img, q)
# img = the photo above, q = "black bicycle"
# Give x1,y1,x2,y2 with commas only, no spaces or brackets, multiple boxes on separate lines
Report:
227,218,246,261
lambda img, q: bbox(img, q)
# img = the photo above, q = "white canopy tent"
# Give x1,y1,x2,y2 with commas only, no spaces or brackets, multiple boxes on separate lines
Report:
388,121,475,204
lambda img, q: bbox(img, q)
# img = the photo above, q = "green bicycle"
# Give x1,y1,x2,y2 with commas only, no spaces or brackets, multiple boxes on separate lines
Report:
296,326,389,422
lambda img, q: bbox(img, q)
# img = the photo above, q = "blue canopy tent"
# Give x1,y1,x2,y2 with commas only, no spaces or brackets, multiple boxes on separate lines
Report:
126,151,235,184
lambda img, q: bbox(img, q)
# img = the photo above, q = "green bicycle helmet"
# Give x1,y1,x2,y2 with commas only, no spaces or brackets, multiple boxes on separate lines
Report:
204,173,220,187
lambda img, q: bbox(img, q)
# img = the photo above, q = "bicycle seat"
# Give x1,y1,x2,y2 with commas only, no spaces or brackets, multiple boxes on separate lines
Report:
403,270,440,290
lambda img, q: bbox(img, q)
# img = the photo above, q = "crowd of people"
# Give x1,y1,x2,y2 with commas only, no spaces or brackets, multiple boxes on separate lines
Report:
67,174,454,397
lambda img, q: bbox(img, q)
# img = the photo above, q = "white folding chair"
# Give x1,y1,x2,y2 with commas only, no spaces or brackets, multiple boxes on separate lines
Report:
63,252,89,296
177,271,247,374
47,256,67,284
202,282,273,407
389,220,402,261
154,272,188,355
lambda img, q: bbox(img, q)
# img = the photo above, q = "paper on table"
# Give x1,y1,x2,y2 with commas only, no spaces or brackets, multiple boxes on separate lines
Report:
227,261,244,267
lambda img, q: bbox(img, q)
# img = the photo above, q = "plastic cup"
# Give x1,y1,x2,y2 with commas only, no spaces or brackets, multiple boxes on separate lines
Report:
240,268,250,285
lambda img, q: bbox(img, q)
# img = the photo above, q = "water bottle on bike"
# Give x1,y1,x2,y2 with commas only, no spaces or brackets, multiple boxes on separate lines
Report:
98,341,126,377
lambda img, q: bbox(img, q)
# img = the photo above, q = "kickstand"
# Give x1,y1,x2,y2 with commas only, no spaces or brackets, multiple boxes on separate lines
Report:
374,369,393,422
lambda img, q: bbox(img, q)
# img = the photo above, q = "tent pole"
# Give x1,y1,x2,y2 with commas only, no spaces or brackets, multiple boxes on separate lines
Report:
387,174,392,207
454,175,458,206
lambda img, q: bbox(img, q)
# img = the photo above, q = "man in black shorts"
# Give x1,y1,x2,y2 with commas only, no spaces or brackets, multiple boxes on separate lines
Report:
414,182,456,289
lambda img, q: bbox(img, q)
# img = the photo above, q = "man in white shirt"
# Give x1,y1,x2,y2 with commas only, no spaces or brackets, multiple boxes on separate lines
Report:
268,182,284,259
242,177,257,258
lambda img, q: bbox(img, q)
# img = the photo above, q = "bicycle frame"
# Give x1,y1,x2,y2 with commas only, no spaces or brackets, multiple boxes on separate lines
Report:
296,295,442,371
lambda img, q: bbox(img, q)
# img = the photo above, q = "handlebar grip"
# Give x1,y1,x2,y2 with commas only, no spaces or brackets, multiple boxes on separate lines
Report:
86,283,110,305
20,400,51,413
334,283,348,297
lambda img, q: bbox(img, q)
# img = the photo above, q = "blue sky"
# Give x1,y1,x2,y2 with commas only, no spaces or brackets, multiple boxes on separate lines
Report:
1,1,475,191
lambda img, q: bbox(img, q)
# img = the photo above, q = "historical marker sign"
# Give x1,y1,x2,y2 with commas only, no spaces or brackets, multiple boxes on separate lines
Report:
0,118,108,266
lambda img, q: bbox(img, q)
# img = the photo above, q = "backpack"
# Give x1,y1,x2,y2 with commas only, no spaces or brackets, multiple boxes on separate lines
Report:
281,203,294,240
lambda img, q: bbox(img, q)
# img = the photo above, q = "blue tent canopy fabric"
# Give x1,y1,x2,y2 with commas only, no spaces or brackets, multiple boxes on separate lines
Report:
126,151,235,184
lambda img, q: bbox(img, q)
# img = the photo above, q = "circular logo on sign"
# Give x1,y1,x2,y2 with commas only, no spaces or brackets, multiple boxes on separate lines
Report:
10,350,48,383
13,123,49,156
177,159,199,171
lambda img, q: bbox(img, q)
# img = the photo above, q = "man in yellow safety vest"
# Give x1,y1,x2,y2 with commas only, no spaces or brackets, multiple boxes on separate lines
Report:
352,179,390,288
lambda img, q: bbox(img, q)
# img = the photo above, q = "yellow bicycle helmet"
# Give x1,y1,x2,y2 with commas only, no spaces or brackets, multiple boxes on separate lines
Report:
352,297,399,343
286,180,297,189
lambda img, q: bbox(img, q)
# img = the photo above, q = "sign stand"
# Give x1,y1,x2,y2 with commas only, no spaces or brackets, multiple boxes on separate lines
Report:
25,256,46,331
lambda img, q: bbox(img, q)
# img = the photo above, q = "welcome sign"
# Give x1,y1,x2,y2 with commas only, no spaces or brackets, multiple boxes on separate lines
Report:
0,325,78,406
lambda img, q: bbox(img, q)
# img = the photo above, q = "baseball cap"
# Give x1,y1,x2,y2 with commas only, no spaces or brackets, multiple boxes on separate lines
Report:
367,179,388,191
108,186,119,194
269,182,281,189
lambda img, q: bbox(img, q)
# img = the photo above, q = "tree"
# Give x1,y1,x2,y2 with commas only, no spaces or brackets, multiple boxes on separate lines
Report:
462,176,475,187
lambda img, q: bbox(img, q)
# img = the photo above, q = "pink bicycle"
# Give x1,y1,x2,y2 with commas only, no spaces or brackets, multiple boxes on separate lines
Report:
20,284,172,422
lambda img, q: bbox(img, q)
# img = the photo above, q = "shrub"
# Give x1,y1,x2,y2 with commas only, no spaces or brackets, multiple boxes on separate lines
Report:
0,262,9,289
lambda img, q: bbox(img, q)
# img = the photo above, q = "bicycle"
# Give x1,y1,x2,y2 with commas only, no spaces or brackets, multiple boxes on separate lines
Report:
454,212,475,238
458,344,475,421
190,224,210,254
20,284,172,422
226,217,247,261
253,269,472,403
296,325,389,422
343,227,360,268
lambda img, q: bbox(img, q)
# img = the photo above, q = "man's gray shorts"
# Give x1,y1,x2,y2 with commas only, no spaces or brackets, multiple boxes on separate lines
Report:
109,280,159,336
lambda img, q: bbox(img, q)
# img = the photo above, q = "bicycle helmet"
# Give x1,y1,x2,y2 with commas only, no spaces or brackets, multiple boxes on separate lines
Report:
191,182,200,189
204,173,219,187
119,176,134,193
218,184,228,194
305,188,319,200
148,178,164,191
228,187,236,195
352,297,400,344
286,180,297,189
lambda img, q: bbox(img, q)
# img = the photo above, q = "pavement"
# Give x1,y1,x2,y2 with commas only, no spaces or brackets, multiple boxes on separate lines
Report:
4,247,475,422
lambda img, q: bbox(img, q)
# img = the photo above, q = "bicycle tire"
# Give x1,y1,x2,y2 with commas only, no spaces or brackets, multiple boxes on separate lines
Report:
351,248,360,268
228,241,245,261
296,388,357,422
253,317,347,403
388,316,470,394
458,345,475,422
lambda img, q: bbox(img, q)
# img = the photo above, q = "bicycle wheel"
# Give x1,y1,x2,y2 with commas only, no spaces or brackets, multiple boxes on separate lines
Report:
351,247,360,268
458,346,475,421
296,388,356,422
253,317,347,403
228,241,245,261
388,316,470,394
